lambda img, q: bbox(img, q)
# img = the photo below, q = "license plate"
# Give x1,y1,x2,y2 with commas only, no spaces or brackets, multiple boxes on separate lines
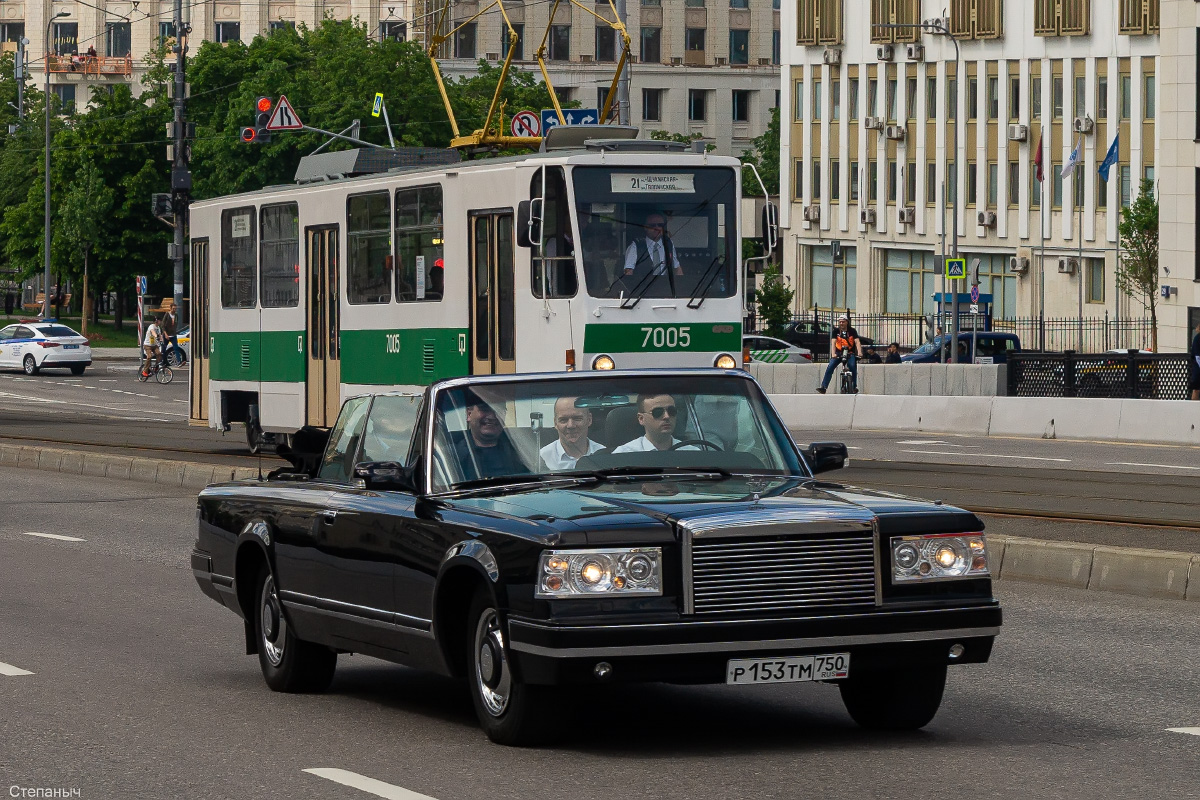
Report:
726,653,850,685
63,344,79,350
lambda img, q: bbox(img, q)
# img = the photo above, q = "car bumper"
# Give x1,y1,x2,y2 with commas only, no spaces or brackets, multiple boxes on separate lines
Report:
507,603,1001,685
192,549,239,615
40,350,92,366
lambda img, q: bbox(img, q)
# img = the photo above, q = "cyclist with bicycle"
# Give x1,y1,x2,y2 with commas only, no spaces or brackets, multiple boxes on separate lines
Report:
141,316,164,378
816,315,863,394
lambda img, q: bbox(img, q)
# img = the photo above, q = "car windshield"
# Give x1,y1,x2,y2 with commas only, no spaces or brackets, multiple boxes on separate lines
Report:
910,336,949,355
428,374,803,492
37,325,80,338
572,166,738,302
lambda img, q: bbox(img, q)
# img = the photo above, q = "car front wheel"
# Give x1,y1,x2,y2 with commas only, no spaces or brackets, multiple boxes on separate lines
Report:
467,587,549,746
838,664,947,730
255,566,337,693
23,354,38,375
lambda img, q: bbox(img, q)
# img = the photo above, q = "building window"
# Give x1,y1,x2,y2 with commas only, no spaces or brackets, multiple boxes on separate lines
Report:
1032,75,1042,117
1074,75,1086,119
871,0,920,44
1032,163,1041,207
260,204,300,309
106,22,131,57
51,84,76,114
988,162,998,206
1053,75,1063,118
689,89,707,121
730,29,749,65
1008,162,1020,206
772,30,780,65
1119,166,1131,206
380,20,405,41
947,77,957,119
794,80,804,120
1009,76,1020,119
949,0,1004,40
963,253,1017,318
811,244,857,310
642,88,662,121
988,76,998,119
1086,259,1104,303
813,80,822,121
926,77,937,119
948,161,957,204
220,207,257,309
812,159,822,200
848,78,859,120
1053,165,1063,208
549,25,570,60
906,77,917,120
640,27,661,62
831,79,841,120
503,23,525,60
685,28,706,52
831,160,841,201
1119,0,1159,34
887,78,897,121
885,249,937,314
642,0,661,5
967,77,978,120
730,0,749,8
869,160,878,201
794,160,804,198
596,27,616,62
1144,75,1155,119
1098,75,1108,119
732,90,751,122
686,0,706,6
215,22,240,44
158,22,177,43
1074,167,1085,206
1144,165,1155,187
906,161,916,204
850,161,860,200
867,78,878,117
0,23,25,42
455,23,477,58
347,192,392,305
1098,169,1108,208
888,161,897,202
927,162,937,205
395,186,445,302
797,0,844,46
1120,74,1131,119
1195,169,1200,280
53,22,78,55
1035,0,1091,36
967,162,978,204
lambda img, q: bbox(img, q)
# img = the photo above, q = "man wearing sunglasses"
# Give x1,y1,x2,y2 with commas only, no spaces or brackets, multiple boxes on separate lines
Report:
622,212,683,282
613,394,696,453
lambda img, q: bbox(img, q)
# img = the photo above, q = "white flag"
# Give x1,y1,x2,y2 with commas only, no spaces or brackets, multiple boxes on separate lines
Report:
1061,137,1083,179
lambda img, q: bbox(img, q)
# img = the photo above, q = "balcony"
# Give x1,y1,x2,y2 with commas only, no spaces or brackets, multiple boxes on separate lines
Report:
45,54,133,78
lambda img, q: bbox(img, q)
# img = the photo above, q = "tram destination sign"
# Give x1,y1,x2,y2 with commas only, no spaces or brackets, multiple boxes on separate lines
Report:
609,173,696,194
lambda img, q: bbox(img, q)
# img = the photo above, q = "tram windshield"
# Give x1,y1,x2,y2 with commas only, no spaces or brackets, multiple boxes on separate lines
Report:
572,167,738,302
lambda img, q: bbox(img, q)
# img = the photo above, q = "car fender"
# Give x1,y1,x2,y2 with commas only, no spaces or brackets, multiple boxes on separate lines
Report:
431,540,507,678
232,520,277,617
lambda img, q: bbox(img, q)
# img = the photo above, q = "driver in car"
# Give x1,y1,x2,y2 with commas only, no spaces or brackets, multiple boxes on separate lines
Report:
613,394,697,453
454,394,530,480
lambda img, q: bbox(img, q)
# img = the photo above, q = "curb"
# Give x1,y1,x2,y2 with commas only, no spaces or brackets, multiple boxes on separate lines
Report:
989,534,1200,603
0,443,259,490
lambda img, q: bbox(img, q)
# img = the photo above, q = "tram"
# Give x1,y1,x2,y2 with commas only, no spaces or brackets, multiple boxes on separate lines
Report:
188,128,775,446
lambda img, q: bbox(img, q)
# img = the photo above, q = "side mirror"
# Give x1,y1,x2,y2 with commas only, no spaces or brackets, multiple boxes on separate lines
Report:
804,442,849,475
760,202,779,256
354,461,420,493
516,198,543,248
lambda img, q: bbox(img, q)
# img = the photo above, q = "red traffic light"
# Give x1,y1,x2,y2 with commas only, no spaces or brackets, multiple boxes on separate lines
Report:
241,127,258,143
256,96,273,113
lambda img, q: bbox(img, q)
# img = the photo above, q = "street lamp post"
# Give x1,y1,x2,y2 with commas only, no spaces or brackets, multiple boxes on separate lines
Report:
43,10,69,319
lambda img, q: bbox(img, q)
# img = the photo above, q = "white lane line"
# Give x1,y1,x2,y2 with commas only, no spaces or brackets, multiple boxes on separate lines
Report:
1167,727,1200,736
98,379,116,382
898,449,1071,462
20,531,86,542
1108,462,1200,471
303,769,438,800
896,440,948,445
0,661,34,676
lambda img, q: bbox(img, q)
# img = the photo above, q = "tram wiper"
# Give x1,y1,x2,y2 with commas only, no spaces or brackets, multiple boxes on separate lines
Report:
616,269,663,310
686,256,725,310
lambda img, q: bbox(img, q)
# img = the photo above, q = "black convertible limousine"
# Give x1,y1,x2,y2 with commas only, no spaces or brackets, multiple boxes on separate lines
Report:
192,369,1002,745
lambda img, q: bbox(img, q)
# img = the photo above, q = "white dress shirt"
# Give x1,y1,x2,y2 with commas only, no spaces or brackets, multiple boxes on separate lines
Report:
623,237,681,275
539,438,604,470
612,435,696,454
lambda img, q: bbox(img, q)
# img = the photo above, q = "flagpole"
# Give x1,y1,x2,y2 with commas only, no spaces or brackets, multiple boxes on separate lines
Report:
1037,132,1045,352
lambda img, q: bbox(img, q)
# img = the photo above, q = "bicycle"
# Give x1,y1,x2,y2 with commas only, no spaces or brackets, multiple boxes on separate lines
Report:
834,348,858,395
138,352,174,384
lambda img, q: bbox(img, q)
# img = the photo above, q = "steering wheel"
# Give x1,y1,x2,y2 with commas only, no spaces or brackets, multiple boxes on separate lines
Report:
669,439,724,451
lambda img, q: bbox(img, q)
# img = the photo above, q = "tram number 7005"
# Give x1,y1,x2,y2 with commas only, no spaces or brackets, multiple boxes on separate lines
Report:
386,333,402,354
640,326,691,349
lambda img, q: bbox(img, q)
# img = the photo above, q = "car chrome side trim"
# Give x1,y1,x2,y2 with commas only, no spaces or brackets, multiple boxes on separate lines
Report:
279,590,433,633
508,626,1001,658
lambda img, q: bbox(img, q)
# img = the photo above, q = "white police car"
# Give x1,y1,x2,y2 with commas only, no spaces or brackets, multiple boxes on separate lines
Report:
0,322,92,375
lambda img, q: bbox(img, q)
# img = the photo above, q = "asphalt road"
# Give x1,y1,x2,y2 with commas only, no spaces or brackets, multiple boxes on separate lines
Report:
1,467,1198,799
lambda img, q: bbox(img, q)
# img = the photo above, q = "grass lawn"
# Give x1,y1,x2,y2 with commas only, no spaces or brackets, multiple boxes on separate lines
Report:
0,314,143,348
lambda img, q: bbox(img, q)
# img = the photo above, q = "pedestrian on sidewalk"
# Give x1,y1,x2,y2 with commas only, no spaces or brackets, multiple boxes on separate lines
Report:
141,316,163,377
1190,320,1200,401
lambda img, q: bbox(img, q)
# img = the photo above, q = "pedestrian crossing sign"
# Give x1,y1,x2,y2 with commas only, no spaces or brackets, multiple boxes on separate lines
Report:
945,257,966,280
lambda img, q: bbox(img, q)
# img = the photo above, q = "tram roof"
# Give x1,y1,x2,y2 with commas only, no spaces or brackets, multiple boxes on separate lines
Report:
190,147,744,209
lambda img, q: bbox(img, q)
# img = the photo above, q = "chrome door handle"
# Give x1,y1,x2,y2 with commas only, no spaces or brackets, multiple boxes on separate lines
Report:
321,510,337,525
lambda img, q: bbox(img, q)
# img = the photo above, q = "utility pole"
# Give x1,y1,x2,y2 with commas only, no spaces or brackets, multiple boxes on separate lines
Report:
615,0,630,125
14,36,28,121
170,0,192,322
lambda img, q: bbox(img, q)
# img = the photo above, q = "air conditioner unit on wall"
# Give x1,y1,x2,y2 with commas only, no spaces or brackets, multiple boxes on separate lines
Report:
876,44,894,62
923,17,950,33
803,205,821,222
1073,116,1094,134
1058,257,1079,274
823,48,842,65
1008,256,1029,274
865,116,885,131
1008,124,1028,142
906,43,924,61
977,211,997,228
859,208,877,225
898,207,916,225
885,125,906,140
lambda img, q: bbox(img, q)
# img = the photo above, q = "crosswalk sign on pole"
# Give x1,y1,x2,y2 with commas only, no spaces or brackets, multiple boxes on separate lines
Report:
372,93,384,118
266,95,303,130
945,257,966,280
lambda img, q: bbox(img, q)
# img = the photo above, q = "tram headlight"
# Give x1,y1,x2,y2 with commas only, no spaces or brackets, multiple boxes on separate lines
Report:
592,354,615,371
714,353,737,370
891,534,989,582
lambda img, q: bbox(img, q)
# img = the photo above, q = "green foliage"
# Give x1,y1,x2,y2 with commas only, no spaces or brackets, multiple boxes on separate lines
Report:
1117,180,1160,350
755,264,794,338
741,106,779,197
649,129,716,152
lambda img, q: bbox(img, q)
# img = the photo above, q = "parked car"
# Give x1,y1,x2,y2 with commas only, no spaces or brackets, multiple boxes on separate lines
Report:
903,332,1020,364
192,369,1002,745
780,320,875,353
743,334,813,363
0,321,92,375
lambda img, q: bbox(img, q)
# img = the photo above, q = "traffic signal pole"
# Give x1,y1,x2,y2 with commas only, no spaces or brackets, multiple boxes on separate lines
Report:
170,0,191,322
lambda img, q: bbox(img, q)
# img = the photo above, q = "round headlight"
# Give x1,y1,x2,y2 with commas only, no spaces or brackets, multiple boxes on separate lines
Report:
894,543,920,570
626,554,654,583
715,353,737,370
592,354,615,371
934,545,959,568
579,560,606,585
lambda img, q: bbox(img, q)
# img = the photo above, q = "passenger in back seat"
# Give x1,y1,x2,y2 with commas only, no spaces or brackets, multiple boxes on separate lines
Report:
540,397,604,470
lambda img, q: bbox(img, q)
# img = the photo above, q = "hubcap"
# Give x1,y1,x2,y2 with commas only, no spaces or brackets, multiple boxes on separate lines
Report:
474,609,511,717
260,575,286,667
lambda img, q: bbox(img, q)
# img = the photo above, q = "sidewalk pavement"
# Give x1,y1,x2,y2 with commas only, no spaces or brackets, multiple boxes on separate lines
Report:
90,347,142,361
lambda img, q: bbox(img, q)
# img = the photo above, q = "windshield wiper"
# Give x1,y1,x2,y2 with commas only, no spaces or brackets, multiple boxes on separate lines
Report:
440,474,589,497
686,256,725,309
570,466,733,483
617,269,663,309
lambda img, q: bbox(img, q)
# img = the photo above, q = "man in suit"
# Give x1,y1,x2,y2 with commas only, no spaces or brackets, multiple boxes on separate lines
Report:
622,212,683,283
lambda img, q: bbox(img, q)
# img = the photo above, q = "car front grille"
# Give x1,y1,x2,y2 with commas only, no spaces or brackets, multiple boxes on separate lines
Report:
687,532,878,616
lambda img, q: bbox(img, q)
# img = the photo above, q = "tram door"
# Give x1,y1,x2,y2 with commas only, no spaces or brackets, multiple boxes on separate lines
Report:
305,225,341,426
189,239,209,423
468,211,516,375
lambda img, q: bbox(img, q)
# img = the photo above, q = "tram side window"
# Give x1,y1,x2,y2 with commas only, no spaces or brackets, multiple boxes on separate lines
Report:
260,203,300,308
221,207,257,309
395,185,444,302
530,167,579,299
347,192,392,305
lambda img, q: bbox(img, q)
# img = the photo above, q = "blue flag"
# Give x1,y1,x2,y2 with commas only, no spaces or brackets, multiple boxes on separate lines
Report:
1098,133,1119,182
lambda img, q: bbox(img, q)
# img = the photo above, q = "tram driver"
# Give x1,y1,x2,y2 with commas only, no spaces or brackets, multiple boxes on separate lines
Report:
623,212,683,283
453,392,530,481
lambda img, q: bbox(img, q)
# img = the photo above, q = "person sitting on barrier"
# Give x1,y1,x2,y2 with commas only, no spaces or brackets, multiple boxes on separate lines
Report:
885,342,903,364
816,316,862,394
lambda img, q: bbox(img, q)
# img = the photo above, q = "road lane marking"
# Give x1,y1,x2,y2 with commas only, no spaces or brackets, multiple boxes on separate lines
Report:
303,769,438,800
20,531,86,542
0,661,34,676
1167,728,1200,736
896,440,947,445
898,449,1071,462
1107,462,1200,471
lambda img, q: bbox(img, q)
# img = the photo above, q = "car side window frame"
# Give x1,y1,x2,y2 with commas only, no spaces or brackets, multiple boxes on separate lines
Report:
15,326,34,339
359,393,425,466
318,396,374,483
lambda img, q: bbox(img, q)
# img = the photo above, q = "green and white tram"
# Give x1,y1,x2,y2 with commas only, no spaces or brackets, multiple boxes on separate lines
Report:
189,133,773,444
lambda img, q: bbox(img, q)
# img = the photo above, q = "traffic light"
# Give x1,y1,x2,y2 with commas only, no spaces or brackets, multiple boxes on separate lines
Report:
240,96,273,144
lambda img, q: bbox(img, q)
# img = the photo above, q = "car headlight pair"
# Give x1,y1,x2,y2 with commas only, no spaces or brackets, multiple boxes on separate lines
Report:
891,534,989,582
536,548,662,598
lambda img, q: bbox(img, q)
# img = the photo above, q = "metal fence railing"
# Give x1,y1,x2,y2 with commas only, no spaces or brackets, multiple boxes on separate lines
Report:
1008,351,1193,400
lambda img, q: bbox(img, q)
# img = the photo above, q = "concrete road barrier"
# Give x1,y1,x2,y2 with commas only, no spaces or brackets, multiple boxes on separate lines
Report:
0,443,258,489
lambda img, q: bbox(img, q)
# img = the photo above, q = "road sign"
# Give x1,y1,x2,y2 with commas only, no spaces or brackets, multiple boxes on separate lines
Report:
970,303,980,315
541,108,600,131
970,285,980,303
372,93,384,118
511,110,540,138
945,257,966,280
266,95,303,130
137,275,147,296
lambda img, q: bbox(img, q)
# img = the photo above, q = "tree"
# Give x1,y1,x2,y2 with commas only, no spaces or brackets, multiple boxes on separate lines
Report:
649,129,715,152
741,106,779,197
755,264,794,338
56,161,114,335
1116,180,1160,351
